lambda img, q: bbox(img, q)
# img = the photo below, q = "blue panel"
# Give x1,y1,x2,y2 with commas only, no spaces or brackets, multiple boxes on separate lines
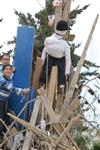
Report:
9,26,35,119
27,88,36,121
13,26,35,87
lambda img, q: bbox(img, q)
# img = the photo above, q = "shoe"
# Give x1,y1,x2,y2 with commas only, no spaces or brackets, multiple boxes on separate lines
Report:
60,85,64,89
60,85,65,95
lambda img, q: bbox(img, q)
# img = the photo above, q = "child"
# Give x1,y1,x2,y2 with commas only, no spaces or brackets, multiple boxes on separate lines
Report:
0,53,15,76
0,64,29,136
0,53,10,76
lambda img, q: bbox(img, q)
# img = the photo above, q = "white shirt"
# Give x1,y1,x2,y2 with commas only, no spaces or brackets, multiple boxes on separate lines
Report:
41,33,71,75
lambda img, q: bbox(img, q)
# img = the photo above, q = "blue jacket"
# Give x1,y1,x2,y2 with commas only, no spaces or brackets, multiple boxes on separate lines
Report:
0,64,3,76
0,75,22,102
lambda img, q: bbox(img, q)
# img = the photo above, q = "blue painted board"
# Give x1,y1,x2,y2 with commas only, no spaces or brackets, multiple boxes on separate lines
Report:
9,26,35,119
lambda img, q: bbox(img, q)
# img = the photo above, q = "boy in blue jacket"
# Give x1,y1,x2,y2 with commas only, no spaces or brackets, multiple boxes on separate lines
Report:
0,64,29,137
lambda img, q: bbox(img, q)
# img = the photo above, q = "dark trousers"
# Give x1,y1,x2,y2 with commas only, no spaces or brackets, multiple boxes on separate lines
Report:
39,55,66,86
0,101,10,136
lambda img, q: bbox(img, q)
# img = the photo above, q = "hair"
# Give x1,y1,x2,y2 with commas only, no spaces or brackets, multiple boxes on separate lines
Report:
1,53,10,59
2,64,12,71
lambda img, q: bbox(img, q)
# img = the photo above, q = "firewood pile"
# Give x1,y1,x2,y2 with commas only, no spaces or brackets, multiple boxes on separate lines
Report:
1,58,81,150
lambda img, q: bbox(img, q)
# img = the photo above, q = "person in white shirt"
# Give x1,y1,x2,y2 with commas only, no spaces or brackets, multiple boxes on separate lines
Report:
39,20,71,89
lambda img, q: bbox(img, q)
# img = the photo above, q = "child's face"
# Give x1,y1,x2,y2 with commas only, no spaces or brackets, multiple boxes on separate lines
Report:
2,55,10,65
3,66,12,78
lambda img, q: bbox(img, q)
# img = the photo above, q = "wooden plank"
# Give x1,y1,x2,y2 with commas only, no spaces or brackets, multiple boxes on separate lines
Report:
47,66,57,105
22,98,41,150
54,4,62,30
32,57,43,89
55,93,63,113
60,14,99,118
7,113,73,150
61,98,80,122
38,88,80,150
62,0,71,21
55,114,80,148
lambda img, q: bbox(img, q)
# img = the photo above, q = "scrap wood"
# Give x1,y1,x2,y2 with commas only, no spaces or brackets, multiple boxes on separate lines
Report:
38,87,80,150
61,97,80,123
32,57,43,89
7,113,54,143
0,119,13,148
22,98,41,150
47,66,57,105
62,0,71,20
55,114,81,147
60,14,99,119
7,112,74,150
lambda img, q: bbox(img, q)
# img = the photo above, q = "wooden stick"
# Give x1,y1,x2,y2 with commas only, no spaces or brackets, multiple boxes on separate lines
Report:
7,113,73,150
47,66,57,105
61,14,99,118
61,97,80,122
38,88,80,150
22,98,41,150
32,57,43,89
55,114,81,147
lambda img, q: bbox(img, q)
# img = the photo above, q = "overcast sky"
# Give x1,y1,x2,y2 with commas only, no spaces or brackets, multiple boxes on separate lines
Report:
0,0,45,43
0,0,100,65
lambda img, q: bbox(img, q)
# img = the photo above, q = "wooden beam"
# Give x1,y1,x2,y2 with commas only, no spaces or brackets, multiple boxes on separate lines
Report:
61,97,80,122
47,66,57,105
32,57,43,89
55,114,80,149
55,93,63,113
38,88,80,150
60,14,99,118
22,98,41,150
62,0,71,20
7,113,73,150
54,4,62,30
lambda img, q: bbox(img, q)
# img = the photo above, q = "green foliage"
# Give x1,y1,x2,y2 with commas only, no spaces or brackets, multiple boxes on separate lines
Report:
14,9,36,28
74,135,90,150
93,142,100,150
70,4,90,26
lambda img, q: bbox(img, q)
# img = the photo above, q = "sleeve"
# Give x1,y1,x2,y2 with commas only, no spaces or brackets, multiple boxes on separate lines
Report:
65,44,71,75
0,77,8,87
41,47,47,60
12,86,23,95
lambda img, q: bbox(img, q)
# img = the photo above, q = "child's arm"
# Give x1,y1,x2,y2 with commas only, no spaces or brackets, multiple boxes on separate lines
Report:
12,87,30,96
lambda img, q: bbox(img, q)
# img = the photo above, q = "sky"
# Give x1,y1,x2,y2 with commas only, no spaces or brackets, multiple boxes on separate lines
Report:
71,0,100,66
0,0,45,43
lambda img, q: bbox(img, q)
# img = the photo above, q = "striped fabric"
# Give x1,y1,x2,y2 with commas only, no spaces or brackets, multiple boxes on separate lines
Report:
0,76,22,102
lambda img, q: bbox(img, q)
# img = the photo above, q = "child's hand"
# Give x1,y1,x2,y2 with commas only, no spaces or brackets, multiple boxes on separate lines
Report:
12,67,16,72
22,88,30,95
